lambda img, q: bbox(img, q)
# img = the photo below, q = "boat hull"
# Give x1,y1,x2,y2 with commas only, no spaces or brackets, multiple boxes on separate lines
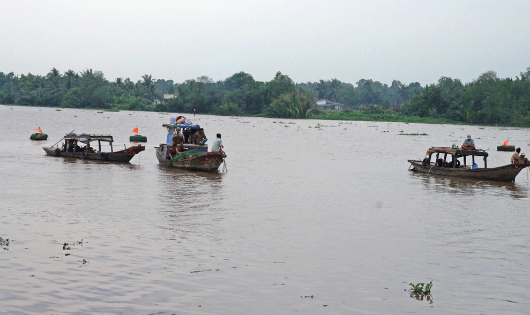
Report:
408,160,530,182
155,144,225,172
43,145,145,163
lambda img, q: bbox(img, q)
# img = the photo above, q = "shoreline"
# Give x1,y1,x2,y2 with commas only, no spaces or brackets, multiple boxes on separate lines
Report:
3,104,527,128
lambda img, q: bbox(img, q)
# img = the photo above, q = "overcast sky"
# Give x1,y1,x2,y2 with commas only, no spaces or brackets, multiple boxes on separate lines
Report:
1,0,529,86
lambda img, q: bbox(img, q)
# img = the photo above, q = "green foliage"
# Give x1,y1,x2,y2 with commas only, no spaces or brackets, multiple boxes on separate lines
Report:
265,71,296,104
409,281,433,295
403,68,530,126
267,89,316,118
2,66,530,127
215,102,243,116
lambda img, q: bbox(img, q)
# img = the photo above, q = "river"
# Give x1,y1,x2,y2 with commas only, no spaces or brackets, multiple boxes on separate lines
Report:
1,105,530,314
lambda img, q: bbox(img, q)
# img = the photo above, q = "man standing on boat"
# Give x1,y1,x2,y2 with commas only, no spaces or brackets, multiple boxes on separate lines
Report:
462,135,475,150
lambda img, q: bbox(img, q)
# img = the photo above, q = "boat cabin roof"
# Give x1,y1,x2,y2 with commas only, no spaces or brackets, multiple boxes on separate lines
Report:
427,147,488,157
64,133,114,142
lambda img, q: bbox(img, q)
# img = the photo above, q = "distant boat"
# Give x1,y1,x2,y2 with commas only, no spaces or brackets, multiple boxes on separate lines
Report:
30,133,48,140
497,145,515,151
130,135,147,142
43,133,145,162
408,147,530,182
30,127,48,140
130,127,147,142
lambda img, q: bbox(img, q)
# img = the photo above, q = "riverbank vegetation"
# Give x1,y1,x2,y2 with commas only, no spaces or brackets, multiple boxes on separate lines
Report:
1,66,530,126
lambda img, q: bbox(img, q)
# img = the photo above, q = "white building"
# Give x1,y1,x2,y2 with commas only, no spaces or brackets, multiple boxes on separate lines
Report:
153,94,177,105
316,99,342,110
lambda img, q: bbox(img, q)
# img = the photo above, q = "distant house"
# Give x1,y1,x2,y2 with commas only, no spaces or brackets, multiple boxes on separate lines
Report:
316,99,342,110
153,94,177,105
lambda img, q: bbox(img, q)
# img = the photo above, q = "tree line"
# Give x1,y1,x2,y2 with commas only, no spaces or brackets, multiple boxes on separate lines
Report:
1,66,530,126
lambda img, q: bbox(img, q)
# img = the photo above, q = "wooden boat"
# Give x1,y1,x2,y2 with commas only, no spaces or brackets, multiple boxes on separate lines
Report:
155,144,225,171
43,133,145,162
408,147,530,182
30,133,48,140
154,118,226,172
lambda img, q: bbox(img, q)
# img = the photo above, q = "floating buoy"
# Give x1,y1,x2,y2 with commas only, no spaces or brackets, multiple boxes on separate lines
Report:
497,145,515,151
30,133,48,140
130,135,147,142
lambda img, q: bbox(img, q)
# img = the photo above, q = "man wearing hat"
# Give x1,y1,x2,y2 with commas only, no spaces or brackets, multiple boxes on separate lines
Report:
462,135,475,150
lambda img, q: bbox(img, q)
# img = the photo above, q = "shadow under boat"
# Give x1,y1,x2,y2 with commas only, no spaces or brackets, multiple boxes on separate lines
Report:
156,164,224,182
410,171,529,199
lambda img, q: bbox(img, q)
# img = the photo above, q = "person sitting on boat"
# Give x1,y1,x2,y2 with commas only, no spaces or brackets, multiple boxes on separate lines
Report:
511,148,528,164
193,128,207,145
462,135,475,150
210,133,224,153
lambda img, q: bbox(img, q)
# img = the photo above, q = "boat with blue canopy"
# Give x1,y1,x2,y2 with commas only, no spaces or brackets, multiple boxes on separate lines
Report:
155,116,226,172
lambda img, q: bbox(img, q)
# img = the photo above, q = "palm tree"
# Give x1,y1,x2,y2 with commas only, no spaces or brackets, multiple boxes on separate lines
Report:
457,101,476,123
63,69,76,89
142,74,155,97
398,84,411,104
46,68,61,89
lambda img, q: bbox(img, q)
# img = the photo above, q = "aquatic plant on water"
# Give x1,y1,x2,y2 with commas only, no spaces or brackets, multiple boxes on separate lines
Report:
409,281,433,295
409,281,433,303
0,236,9,248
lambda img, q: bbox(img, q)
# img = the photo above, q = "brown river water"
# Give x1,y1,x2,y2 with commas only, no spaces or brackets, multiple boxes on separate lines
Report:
1,105,530,314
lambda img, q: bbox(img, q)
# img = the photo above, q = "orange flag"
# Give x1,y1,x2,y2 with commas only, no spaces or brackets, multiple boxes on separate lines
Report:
132,127,139,133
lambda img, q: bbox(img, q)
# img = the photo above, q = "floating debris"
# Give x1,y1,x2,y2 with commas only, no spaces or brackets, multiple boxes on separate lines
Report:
398,132,428,136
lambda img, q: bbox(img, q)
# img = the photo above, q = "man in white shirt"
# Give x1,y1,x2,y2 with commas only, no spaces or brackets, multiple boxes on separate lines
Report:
211,133,223,153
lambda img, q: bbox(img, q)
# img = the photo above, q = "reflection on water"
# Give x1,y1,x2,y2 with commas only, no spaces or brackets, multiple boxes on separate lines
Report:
156,165,225,235
57,157,143,170
157,164,224,183
410,292,434,304
410,171,529,199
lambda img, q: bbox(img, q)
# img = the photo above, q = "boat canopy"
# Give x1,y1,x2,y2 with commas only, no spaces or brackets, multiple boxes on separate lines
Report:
63,133,114,143
426,147,488,158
